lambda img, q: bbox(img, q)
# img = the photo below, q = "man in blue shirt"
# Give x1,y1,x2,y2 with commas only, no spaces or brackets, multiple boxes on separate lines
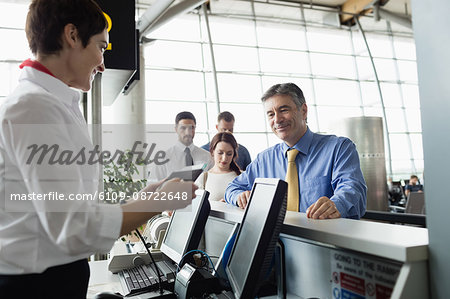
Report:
404,175,423,197
202,111,252,171
225,83,367,219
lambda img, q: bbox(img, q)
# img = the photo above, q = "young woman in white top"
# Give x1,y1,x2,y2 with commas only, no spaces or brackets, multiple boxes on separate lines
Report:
195,132,241,201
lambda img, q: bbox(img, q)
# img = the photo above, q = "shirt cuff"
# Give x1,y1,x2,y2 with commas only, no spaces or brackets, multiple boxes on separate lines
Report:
333,198,347,218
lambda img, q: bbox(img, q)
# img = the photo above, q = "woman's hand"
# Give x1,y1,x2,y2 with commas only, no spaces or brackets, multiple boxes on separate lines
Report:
140,179,166,193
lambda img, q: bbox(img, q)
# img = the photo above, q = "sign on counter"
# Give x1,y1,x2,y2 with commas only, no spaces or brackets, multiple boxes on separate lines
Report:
330,250,401,299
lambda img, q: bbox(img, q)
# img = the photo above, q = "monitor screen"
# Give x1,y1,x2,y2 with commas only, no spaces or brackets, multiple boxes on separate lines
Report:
160,190,211,264
226,178,287,299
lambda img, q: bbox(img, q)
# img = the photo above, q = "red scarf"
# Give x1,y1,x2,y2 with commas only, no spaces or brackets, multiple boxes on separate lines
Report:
20,59,56,78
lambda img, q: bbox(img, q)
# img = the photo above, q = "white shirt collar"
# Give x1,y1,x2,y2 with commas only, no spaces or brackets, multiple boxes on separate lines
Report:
175,140,195,151
20,66,80,106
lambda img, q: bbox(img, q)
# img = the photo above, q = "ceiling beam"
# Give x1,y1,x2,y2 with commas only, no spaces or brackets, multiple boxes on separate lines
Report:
340,0,376,24
139,0,208,40
137,0,175,41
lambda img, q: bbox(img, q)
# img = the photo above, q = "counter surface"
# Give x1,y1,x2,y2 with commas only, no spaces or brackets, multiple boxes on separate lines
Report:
209,201,428,263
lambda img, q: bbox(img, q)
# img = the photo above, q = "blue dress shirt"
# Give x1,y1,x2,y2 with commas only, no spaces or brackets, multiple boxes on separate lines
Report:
405,184,423,193
202,142,252,171
225,128,367,219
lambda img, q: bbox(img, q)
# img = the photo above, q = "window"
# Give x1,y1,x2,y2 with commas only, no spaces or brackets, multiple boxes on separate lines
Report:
0,1,422,180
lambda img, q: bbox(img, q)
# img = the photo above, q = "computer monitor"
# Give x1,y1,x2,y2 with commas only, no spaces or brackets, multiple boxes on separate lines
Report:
226,178,287,299
160,190,211,264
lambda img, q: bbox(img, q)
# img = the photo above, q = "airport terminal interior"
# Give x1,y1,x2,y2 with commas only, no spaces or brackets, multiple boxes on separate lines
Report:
1,0,449,298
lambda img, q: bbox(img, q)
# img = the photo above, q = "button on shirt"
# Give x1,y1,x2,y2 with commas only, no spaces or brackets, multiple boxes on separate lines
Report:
225,128,367,219
149,141,211,181
0,66,122,274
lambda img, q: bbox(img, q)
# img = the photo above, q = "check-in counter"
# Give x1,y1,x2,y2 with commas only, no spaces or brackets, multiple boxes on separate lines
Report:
205,201,429,298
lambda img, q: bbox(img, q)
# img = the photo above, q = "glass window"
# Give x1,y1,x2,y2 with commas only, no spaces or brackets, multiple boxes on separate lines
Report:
307,27,352,55
397,60,418,83
146,14,200,42
391,159,414,177
267,133,281,147
316,106,362,133
351,30,369,56
0,0,421,181
256,21,307,51
373,58,398,81
306,105,319,133
216,73,262,103
393,36,416,60
380,83,403,108
366,33,394,58
313,79,360,107
145,70,205,101
145,40,203,70
363,107,384,118
195,132,209,147
145,101,209,132
0,3,28,28
310,53,356,79
385,108,407,132
404,108,422,133
410,133,424,160
401,84,421,108
389,133,411,160
413,159,424,174
355,56,374,81
360,81,381,107
259,48,310,75
220,103,266,132
203,73,217,102
212,45,259,72
208,16,256,46
0,29,31,60
233,133,269,159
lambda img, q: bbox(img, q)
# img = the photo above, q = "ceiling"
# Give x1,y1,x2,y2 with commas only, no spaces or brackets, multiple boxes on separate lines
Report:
136,0,412,16
0,0,412,17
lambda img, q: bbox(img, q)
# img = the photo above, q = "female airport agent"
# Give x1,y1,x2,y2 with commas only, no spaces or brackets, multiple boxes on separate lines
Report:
195,132,241,201
0,1,196,298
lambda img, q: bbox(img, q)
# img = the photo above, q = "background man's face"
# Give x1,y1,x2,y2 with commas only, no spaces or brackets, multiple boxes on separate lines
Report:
216,120,234,133
176,119,196,146
410,177,418,185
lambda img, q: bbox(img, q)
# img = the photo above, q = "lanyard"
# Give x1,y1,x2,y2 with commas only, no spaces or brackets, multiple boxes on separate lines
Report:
19,59,56,78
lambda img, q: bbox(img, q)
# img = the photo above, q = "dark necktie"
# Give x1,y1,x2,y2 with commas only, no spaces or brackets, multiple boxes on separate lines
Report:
184,147,193,166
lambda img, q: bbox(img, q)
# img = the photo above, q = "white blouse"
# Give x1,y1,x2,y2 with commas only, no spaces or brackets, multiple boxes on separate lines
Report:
0,66,122,274
195,171,238,202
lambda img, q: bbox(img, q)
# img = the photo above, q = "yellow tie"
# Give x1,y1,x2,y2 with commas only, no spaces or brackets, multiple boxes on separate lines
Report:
285,149,299,212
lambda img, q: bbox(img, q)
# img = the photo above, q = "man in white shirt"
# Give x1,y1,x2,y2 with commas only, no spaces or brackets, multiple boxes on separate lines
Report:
0,1,196,297
150,111,211,180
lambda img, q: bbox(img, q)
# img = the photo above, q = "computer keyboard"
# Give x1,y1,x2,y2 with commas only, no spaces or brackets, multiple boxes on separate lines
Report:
118,264,167,296
118,262,177,296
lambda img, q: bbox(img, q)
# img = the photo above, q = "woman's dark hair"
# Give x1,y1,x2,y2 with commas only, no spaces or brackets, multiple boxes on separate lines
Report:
210,132,241,176
26,0,107,55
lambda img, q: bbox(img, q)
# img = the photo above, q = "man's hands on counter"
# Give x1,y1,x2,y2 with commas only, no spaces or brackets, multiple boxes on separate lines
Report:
237,190,251,209
306,196,341,219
